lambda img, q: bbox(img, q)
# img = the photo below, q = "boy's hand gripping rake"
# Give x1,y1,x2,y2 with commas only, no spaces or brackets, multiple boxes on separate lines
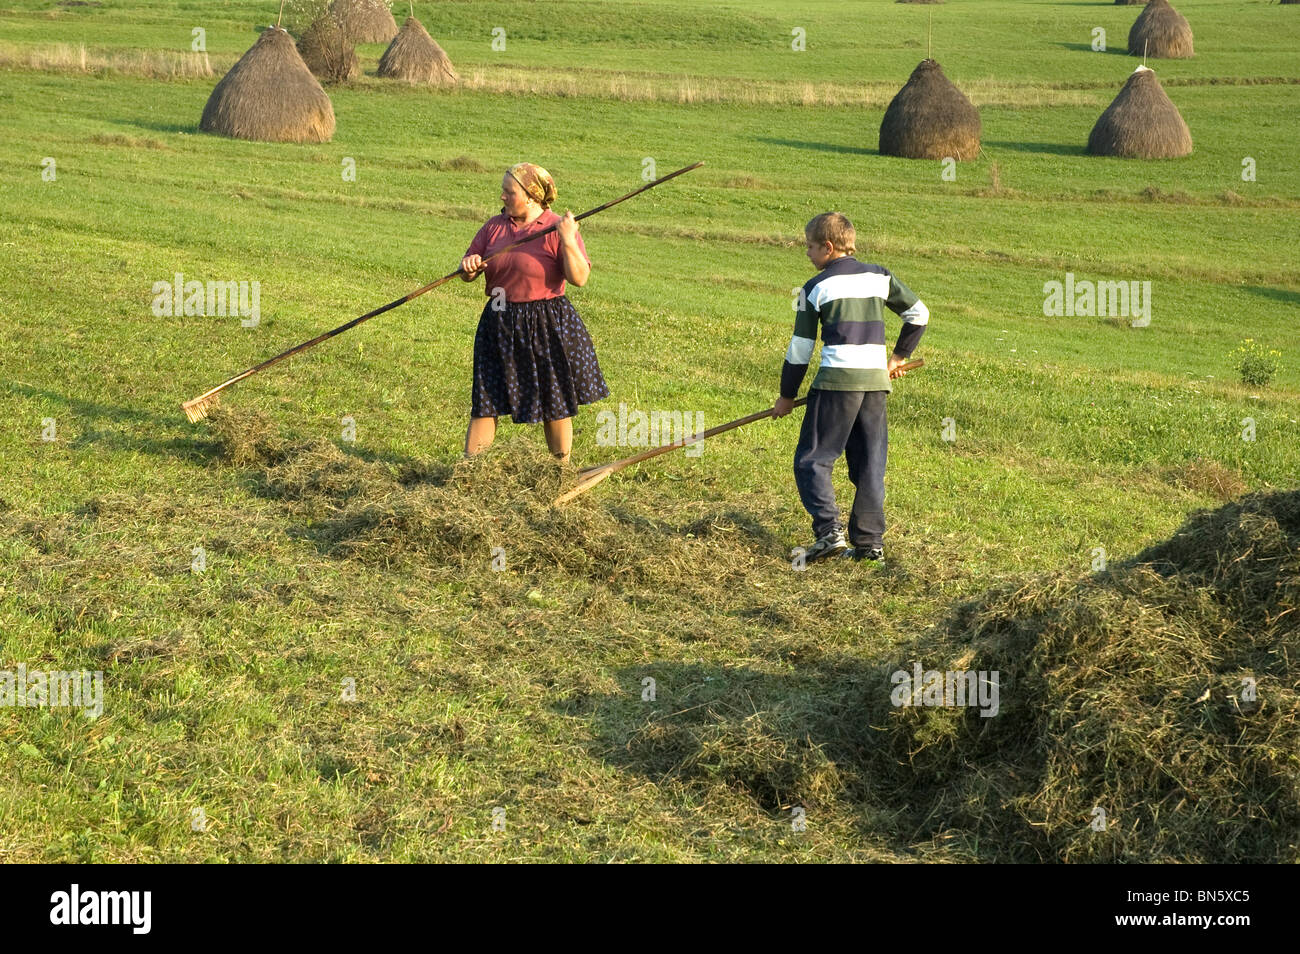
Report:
181,161,705,423
554,358,924,505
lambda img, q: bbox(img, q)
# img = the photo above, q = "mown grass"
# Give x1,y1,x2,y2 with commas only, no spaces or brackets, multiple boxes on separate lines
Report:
0,0,1296,862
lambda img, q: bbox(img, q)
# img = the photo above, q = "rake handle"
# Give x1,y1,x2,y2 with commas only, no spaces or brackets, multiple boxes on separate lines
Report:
576,401,806,480
184,161,705,411
577,358,925,480
185,284,448,406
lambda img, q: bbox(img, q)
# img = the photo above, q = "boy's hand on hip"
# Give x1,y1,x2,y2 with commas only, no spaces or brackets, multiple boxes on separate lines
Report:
773,396,795,418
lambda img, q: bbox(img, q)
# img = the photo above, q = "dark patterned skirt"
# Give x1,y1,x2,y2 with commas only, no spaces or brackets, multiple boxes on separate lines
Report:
471,295,609,424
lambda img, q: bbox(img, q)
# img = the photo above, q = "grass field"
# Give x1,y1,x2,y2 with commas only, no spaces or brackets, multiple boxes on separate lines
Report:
1,0,1296,862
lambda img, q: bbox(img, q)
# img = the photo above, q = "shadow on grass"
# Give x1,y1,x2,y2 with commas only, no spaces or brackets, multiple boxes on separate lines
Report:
1058,42,1133,57
6,382,438,478
7,383,218,461
756,137,877,157
1240,285,1300,308
550,655,1045,862
983,139,1087,157
110,118,201,135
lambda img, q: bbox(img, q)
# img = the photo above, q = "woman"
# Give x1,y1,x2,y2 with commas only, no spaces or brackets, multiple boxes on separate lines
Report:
459,162,609,462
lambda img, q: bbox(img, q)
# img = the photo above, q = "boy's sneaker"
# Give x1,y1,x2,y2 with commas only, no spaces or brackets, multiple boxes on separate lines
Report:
796,528,849,564
843,546,885,564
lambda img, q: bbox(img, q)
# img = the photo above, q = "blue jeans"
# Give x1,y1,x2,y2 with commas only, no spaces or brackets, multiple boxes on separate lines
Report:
793,389,888,548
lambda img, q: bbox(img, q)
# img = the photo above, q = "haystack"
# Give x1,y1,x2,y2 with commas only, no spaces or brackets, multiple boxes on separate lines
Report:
200,26,335,144
878,59,980,160
1088,66,1191,159
297,13,359,82
378,16,458,84
1129,0,1194,58
331,0,398,44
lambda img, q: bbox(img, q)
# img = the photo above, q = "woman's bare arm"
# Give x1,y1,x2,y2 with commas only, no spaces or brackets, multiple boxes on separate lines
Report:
556,212,590,287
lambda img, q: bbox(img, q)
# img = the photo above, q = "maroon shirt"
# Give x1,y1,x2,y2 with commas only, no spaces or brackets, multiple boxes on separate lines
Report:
465,210,590,303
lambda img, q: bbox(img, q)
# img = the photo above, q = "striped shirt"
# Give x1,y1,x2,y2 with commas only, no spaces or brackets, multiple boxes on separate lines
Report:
780,256,929,397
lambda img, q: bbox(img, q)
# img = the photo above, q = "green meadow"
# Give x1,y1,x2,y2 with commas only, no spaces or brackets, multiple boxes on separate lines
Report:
0,0,1296,862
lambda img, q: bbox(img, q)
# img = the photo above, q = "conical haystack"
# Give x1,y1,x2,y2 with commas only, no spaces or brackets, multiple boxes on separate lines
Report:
200,26,335,143
378,16,457,84
331,0,398,44
878,59,980,161
298,13,359,82
1087,66,1191,159
1129,0,1194,58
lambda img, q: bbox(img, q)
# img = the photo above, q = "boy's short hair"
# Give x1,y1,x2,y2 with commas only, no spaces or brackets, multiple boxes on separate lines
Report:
805,212,855,255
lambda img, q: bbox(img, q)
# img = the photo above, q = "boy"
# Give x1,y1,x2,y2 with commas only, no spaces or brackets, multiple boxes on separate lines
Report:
773,212,929,564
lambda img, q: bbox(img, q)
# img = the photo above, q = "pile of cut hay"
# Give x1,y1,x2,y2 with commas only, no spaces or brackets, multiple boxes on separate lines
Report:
206,408,771,591
625,704,844,812
209,410,1299,861
863,489,1299,861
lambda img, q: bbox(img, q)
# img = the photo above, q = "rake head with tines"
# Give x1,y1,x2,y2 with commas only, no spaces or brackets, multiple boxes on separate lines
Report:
182,391,221,423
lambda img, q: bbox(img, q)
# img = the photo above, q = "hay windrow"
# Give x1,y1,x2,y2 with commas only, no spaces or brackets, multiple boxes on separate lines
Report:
627,711,844,812
205,407,772,593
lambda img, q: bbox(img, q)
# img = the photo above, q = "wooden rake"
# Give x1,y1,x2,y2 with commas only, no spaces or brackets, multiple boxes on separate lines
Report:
554,358,925,505
181,161,705,423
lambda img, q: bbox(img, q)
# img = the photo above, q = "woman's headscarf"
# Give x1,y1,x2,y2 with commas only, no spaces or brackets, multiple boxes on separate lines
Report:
508,162,557,209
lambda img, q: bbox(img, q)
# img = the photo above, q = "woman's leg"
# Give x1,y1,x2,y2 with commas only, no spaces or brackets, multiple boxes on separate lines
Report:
543,417,572,462
465,416,497,456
